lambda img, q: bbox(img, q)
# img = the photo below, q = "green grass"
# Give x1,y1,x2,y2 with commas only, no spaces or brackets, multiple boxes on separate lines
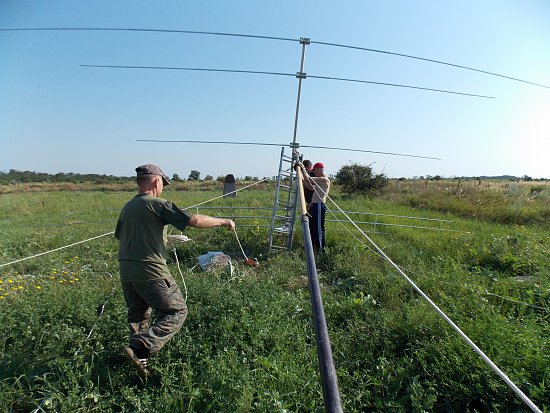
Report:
0,182,548,412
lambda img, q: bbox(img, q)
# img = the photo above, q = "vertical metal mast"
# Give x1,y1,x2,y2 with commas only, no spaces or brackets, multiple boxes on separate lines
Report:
286,37,310,248
268,37,310,251
291,37,310,150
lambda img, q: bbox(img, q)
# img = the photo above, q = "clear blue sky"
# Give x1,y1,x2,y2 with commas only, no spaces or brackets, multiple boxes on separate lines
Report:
1,1,549,180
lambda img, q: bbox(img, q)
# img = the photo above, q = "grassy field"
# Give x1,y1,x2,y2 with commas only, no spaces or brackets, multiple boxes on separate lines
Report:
0,180,548,412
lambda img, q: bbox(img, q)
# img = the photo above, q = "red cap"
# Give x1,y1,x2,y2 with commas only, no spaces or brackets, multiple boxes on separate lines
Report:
313,162,324,169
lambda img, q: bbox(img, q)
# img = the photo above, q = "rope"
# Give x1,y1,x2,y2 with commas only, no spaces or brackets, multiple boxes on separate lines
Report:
172,246,188,302
0,179,272,269
298,164,543,413
232,227,249,260
182,178,269,210
0,231,115,269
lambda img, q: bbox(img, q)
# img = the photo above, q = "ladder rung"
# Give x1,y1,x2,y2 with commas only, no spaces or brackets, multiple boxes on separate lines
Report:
273,213,292,220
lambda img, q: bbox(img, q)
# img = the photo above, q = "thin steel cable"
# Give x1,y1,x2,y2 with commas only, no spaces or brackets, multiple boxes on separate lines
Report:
310,40,550,89
137,139,441,160
324,207,386,260
327,209,454,223
301,167,542,413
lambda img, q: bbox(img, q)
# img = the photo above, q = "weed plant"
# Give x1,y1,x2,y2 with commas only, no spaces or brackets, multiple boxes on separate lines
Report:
0,182,548,412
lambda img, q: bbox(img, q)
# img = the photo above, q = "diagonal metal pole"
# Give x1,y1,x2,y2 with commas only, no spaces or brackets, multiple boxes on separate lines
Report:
296,166,343,413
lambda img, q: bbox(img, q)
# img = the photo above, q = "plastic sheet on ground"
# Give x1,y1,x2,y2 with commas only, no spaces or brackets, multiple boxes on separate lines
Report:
197,251,233,276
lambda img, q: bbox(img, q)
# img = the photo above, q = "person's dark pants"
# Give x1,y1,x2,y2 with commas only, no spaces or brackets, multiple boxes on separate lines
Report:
308,202,326,252
121,276,188,358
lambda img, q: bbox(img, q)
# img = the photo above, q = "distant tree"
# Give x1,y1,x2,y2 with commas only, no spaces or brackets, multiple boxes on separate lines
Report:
522,175,533,181
216,176,225,182
204,175,213,180
335,163,388,196
172,173,181,182
188,170,200,181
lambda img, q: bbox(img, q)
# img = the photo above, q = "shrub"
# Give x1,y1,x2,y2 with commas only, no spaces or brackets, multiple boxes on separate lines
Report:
335,163,388,196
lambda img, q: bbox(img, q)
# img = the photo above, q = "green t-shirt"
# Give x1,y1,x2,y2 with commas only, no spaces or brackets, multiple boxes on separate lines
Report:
115,194,191,281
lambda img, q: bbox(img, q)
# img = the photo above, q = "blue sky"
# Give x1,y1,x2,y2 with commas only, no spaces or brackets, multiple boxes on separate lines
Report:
1,1,549,180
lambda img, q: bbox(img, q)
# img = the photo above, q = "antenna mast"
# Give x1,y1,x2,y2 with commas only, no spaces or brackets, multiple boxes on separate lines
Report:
269,37,310,251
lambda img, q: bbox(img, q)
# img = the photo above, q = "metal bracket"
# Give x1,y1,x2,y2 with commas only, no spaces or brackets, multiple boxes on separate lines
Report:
296,72,307,79
300,37,311,45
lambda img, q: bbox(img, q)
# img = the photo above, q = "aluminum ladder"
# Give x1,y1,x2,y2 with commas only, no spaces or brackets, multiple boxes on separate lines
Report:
268,147,300,251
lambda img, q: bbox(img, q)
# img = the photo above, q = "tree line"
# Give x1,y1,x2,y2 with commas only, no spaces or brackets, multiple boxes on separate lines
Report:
1,165,390,196
0,169,133,185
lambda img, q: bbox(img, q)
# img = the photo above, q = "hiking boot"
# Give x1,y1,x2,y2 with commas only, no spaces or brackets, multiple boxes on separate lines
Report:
123,346,149,378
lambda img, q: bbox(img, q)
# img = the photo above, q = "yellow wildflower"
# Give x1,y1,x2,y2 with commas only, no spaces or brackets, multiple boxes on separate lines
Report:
35,285,42,289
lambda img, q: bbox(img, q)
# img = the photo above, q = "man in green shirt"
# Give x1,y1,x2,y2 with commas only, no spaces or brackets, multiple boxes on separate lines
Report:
115,164,235,377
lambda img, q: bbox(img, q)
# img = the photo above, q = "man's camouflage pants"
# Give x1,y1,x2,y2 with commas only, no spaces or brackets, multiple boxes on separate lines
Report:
121,275,188,358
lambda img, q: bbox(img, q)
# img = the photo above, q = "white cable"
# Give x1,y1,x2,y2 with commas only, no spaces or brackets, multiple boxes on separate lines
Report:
0,231,115,268
299,164,542,413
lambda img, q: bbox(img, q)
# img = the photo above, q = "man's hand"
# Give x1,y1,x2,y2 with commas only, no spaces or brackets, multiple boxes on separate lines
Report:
224,219,236,231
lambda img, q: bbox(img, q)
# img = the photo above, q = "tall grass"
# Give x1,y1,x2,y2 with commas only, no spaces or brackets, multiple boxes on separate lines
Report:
383,179,550,227
0,181,548,412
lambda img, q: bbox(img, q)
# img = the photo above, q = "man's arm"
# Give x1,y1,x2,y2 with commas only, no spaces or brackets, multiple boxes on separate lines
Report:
188,214,235,230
